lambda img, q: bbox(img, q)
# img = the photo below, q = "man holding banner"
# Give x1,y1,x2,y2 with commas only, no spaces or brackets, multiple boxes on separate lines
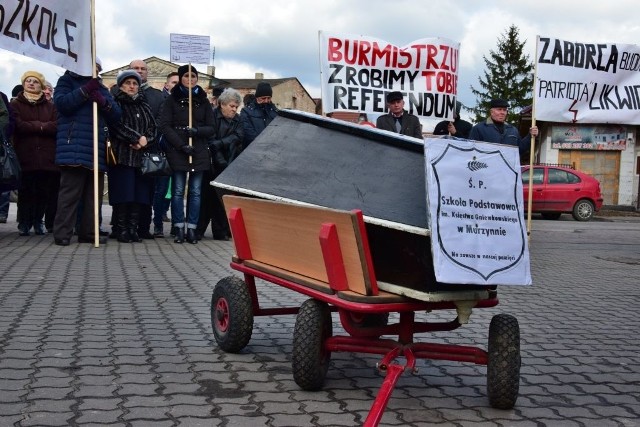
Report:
52,63,122,246
375,91,423,138
469,98,538,155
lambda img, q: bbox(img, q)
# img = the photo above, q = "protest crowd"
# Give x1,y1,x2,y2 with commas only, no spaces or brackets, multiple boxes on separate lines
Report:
0,54,541,248
0,59,279,246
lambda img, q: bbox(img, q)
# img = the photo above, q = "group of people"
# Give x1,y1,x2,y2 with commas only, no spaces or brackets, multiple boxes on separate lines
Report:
1,59,279,246
2,62,536,247
375,91,538,153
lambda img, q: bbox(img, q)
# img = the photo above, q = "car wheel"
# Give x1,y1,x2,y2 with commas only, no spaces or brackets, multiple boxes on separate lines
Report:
541,212,562,220
572,199,595,221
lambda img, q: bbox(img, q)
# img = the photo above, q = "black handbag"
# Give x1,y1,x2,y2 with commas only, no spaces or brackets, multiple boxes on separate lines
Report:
140,151,172,176
0,139,21,191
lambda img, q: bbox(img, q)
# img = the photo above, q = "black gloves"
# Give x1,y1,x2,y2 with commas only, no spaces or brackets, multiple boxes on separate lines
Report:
208,139,223,151
180,145,194,155
177,126,198,137
81,78,107,107
89,90,107,107
208,139,228,171
83,78,102,93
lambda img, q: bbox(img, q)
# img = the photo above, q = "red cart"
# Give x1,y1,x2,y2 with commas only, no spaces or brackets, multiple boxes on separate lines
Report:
210,195,520,426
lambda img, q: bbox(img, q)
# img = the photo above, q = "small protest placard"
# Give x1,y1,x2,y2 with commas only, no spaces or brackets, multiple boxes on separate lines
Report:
170,33,211,65
425,138,532,285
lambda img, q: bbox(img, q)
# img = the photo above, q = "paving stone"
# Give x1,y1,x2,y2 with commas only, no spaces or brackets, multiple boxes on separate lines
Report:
2,216,640,425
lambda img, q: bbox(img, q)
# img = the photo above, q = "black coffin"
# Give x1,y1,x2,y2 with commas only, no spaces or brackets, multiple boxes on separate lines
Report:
213,109,428,233
214,110,488,291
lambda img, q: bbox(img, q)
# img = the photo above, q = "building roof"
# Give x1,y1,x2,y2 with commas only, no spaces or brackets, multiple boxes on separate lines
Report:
213,78,295,90
101,56,216,82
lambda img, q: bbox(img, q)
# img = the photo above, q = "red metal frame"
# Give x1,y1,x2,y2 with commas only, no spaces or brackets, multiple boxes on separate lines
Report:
225,205,500,427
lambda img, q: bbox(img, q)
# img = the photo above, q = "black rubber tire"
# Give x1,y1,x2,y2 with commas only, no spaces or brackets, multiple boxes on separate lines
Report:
487,313,520,409
292,299,333,391
572,199,595,221
541,212,562,220
211,276,254,353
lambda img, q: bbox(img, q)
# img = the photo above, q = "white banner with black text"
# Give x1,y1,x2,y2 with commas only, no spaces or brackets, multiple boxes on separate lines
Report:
535,36,640,124
425,138,532,285
0,0,92,75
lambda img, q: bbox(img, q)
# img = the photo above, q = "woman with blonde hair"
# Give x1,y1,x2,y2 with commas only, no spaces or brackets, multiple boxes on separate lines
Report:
10,71,58,236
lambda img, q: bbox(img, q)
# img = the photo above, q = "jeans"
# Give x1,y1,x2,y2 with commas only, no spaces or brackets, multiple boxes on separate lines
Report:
171,171,202,229
152,175,171,227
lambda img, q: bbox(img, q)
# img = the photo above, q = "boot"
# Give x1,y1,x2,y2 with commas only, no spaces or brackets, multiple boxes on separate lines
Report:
137,204,154,239
33,204,47,235
174,227,184,244
34,221,46,235
117,204,133,243
129,203,142,242
109,205,121,239
186,228,198,244
18,223,31,236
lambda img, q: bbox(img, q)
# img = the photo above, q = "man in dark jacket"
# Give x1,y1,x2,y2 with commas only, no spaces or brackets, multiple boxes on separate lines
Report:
376,91,422,139
468,98,538,155
240,82,278,148
433,101,472,139
52,64,122,246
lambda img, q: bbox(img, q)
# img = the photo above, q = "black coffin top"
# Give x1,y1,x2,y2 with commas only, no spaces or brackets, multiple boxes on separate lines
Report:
213,109,429,232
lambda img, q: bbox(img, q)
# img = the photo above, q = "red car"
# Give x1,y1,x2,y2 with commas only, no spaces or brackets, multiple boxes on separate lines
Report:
521,165,604,221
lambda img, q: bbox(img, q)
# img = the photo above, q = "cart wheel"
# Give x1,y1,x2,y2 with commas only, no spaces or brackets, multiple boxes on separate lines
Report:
292,299,333,391
211,276,254,353
487,314,520,409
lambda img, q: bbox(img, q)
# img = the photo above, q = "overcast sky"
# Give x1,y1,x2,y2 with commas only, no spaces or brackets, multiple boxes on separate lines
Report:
1,0,638,129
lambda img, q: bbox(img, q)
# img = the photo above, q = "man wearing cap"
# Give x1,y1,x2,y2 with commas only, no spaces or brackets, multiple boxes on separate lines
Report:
240,81,278,148
376,91,422,139
468,98,538,155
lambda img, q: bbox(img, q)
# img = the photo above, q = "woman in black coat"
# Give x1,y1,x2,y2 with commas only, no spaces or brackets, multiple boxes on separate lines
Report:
159,65,215,243
107,70,157,243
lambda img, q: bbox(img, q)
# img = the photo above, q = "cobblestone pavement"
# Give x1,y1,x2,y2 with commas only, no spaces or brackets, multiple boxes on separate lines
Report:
1,206,639,426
